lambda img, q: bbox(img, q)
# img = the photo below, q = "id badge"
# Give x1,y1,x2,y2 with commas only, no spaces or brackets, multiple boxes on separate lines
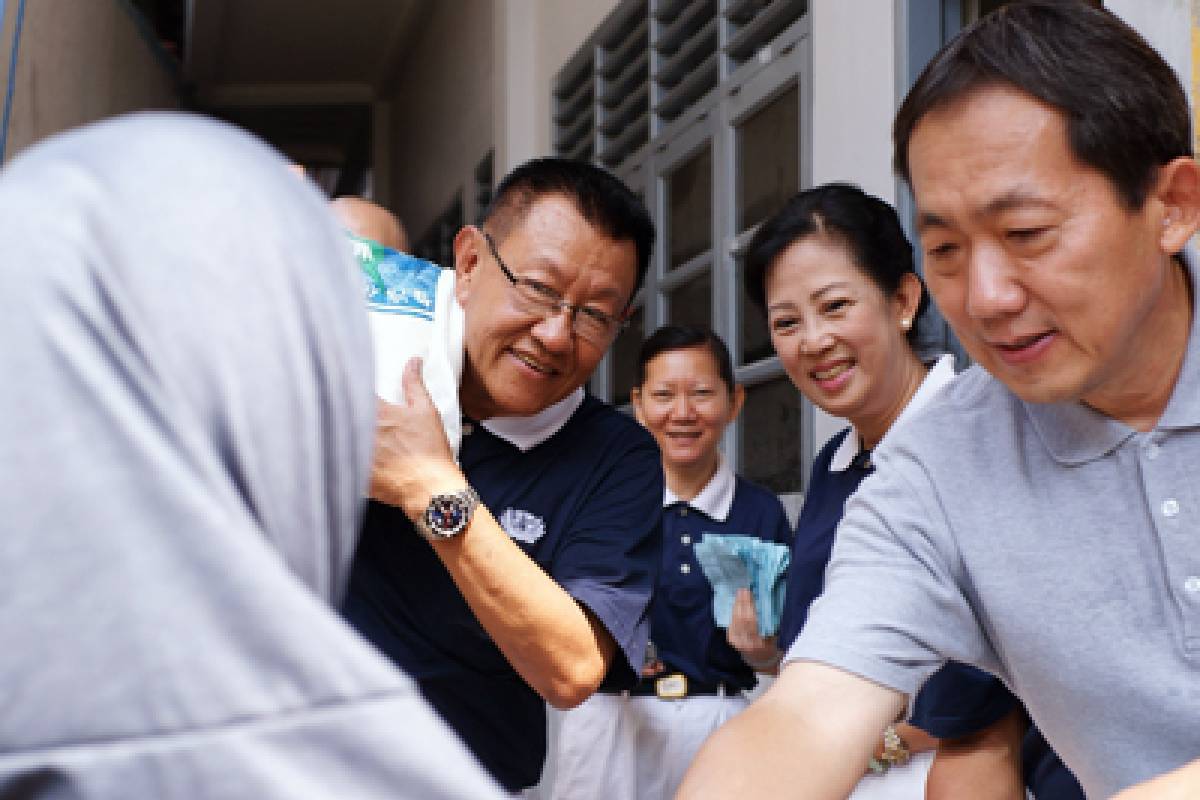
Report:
655,673,688,700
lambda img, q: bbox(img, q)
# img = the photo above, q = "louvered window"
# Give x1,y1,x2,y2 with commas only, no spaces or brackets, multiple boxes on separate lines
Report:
555,0,811,499
723,0,808,68
554,0,809,170
597,2,650,167
553,55,595,162
652,0,719,123
474,150,494,225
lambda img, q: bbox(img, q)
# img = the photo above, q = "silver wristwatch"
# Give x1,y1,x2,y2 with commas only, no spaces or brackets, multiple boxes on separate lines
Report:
414,486,480,541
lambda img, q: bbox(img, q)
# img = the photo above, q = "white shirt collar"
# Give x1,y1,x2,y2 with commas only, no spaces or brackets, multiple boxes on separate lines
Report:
479,388,585,452
662,454,736,521
829,354,957,472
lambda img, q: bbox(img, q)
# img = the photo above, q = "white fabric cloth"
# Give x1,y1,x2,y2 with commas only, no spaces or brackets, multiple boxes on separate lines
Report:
537,694,638,800
539,692,748,800
368,264,466,455
627,694,749,799
829,354,957,471
0,112,505,799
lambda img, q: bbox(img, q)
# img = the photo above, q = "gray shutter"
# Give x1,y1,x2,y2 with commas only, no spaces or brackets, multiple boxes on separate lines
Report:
723,0,809,67
597,2,651,167
553,54,595,162
652,0,719,123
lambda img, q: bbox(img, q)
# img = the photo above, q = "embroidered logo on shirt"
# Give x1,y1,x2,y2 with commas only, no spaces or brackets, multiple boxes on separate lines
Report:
499,508,546,544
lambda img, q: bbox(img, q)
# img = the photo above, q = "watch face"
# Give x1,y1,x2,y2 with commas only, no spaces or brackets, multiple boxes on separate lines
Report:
425,494,467,536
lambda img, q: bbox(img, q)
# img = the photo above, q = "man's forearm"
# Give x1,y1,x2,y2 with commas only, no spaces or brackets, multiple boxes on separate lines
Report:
1112,758,1200,799
429,504,615,708
677,661,905,799
367,380,617,710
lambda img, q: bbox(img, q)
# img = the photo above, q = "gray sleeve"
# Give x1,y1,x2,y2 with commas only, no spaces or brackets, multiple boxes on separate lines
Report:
0,693,509,800
785,441,1001,697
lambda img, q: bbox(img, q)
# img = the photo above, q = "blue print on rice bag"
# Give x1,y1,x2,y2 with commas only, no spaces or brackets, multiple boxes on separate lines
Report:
348,233,442,321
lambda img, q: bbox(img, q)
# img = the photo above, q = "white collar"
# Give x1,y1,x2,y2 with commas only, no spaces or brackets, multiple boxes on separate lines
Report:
479,388,585,452
662,454,736,521
829,354,957,472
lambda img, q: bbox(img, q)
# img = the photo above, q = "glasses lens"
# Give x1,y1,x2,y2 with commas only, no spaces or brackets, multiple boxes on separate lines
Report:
509,274,620,345
574,309,617,343
513,280,561,313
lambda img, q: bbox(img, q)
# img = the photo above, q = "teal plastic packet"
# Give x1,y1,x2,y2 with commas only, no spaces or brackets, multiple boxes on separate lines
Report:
694,533,791,636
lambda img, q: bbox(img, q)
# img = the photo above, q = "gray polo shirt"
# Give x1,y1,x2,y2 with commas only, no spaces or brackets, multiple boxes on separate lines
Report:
789,251,1200,797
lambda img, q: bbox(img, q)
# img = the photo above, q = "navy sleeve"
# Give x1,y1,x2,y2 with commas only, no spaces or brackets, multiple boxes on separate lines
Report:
908,662,1018,738
551,426,663,689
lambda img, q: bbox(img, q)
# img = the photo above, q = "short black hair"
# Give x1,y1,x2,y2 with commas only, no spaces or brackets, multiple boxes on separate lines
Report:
894,0,1192,210
743,183,928,347
482,157,655,300
636,325,736,393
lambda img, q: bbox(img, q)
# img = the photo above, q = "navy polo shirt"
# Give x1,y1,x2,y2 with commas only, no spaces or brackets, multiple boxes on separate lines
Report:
342,392,662,792
776,428,860,650
651,464,792,690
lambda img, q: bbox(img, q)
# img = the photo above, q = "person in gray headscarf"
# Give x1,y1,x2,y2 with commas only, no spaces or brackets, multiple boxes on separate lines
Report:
0,112,506,799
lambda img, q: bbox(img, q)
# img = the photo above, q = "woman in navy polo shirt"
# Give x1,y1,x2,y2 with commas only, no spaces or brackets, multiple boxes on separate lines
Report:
628,326,792,799
541,326,790,800
741,183,1082,799
743,182,945,797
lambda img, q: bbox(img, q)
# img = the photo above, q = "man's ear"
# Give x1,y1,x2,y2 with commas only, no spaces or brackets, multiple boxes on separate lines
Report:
452,226,483,306
1154,156,1200,255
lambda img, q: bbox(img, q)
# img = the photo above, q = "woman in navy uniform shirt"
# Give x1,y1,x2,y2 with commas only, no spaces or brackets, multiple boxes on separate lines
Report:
743,183,1081,799
542,326,790,800
745,182,946,797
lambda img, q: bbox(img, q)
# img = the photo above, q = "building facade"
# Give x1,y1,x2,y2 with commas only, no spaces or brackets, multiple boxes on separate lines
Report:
0,0,1194,510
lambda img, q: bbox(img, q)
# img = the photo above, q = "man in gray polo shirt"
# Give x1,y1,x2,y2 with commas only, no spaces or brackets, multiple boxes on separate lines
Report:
679,3,1200,798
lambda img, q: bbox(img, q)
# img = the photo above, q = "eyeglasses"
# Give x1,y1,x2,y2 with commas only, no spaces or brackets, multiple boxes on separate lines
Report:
482,231,626,345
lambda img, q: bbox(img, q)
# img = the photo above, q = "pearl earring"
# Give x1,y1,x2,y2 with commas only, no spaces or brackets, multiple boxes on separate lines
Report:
901,318,911,331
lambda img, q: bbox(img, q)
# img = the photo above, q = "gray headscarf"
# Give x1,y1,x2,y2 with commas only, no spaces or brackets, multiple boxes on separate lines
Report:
0,113,505,799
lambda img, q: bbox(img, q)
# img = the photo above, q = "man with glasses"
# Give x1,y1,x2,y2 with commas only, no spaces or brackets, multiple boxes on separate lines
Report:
342,158,661,794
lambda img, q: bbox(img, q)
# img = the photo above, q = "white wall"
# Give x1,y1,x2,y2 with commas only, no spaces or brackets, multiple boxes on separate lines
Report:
385,0,614,242
493,0,619,175
1,0,179,162
385,0,495,242
810,0,898,206
1107,0,1192,100
808,0,900,447
1107,0,1200,157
